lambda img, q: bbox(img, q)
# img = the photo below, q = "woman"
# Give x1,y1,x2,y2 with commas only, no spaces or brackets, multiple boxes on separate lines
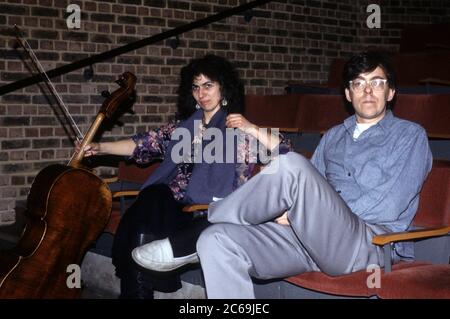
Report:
77,54,291,298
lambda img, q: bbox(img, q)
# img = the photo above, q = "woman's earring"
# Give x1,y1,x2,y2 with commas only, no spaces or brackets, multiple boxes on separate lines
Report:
195,104,201,109
221,98,228,106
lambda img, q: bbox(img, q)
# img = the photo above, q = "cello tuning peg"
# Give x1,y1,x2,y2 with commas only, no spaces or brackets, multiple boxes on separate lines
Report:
101,90,111,98
115,77,125,86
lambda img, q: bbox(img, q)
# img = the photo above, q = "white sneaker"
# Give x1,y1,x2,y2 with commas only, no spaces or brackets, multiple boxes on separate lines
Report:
132,238,199,272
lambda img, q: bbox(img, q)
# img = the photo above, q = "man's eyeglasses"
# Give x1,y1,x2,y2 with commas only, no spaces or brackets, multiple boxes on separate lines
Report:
349,79,388,92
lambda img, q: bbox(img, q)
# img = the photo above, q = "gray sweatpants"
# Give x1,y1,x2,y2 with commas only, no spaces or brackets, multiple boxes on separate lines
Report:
197,152,386,298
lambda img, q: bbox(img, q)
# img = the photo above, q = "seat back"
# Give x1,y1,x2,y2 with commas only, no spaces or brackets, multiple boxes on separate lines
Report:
104,161,160,235
393,52,450,86
117,161,160,184
412,160,450,227
399,23,450,53
327,58,346,88
394,94,450,139
244,94,301,130
295,94,349,134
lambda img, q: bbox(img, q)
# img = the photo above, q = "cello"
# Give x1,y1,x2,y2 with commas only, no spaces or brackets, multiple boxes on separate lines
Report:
0,72,137,298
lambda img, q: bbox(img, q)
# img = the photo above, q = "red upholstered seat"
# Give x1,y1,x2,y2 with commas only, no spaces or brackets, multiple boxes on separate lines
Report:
378,264,450,299
286,262,431,298
286,269,374,297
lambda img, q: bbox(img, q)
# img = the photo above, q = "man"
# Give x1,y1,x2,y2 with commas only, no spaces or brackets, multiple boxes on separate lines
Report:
196,51,433,298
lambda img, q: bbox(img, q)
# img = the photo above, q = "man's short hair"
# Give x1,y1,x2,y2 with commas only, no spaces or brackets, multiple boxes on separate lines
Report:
343,51,397,90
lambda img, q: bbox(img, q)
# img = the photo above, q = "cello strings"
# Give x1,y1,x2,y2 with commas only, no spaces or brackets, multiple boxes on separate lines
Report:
13,26,85,165
13,26,85,142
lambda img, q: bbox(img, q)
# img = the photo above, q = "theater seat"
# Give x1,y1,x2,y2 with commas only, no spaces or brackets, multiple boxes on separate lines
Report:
295,94,349,134
285,159,450,299
394,94,450,139
285,261,431,298
103,161,160,234
244,94,301,132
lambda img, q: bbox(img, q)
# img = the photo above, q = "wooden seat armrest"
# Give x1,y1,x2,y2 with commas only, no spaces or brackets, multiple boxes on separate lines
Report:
103,176,119,183
372,225,450,246
274,127,327,134
250,125,301,134
373,225,450,273
427,132,450,139
182,204,209,212
112,190,140,198
255,126,326,134
419,78,450,86
279,127,300,133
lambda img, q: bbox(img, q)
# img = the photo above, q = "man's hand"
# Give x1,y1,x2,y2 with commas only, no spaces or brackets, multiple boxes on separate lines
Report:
275,211,290,225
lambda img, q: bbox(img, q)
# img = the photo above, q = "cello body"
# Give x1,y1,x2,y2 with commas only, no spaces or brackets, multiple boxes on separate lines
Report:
0,72,136,298
0,164,111,298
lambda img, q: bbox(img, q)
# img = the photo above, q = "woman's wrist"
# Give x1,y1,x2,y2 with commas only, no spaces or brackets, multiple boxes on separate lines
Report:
248,125,260,138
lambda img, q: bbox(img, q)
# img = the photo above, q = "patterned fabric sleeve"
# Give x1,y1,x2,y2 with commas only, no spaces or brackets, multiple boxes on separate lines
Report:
130,120,179,164
251,131,293,159
277,133,294,155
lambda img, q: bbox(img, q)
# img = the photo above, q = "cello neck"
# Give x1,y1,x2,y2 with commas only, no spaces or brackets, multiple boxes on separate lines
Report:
69,113,105,168
69,72,136,168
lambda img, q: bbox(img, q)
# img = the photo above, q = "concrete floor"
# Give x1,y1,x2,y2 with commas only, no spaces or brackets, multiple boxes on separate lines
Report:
80,251,206,299
81,280,206,299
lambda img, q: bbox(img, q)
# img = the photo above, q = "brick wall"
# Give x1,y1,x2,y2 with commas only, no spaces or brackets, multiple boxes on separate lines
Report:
1,0,449,225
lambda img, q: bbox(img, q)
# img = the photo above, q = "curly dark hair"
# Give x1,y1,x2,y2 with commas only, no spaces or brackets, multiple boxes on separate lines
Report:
176,54,245,120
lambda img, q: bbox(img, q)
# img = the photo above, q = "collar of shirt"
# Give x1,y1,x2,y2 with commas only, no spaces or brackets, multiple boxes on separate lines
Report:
343,110,395,137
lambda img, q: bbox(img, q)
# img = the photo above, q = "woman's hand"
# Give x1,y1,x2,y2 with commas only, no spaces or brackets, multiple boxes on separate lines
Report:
75,139,135,157
274,211,290,226
227,113,280,151
75,141,101,157
226,114,258,136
